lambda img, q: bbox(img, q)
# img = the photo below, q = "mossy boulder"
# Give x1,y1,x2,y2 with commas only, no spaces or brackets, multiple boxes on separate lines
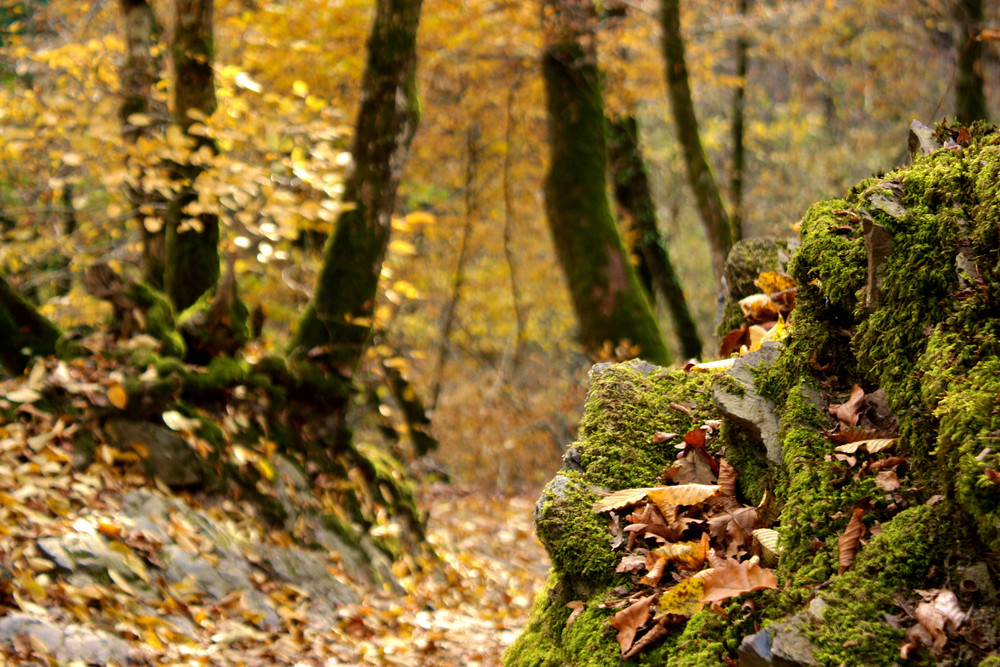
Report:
506,122,1000,666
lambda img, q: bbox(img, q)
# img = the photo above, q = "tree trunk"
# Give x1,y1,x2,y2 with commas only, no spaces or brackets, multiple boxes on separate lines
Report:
0,275,61,375
542,0,670,366
120,0,167,288
290,0,422,372
164,0,219,311
661,0,734,286
607,115,702,360
729,0,749,239
954,0,988,123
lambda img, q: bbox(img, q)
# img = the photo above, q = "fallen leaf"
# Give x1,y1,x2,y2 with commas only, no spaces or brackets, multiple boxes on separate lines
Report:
565,601,585,628
837,506,866,574
646,484,720,514
717,460,737,499
612,594,655,655
690,358,736,373
755,271,796,295
914,589,964,655
654,577,706,617
874,470,901,491
698,557,778,603
753,528,781,566
739,293,781,323
594,487,655,513
5,388,41,403
829,384,866,427
107,383,128,409
640,552,668,586
719,326,750,357
834,438,898,454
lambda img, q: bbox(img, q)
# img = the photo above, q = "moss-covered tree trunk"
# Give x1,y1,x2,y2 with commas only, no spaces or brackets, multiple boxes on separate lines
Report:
120,0,167,289
661,0,734,286
541,0,669,365
164,0,219,311
607,115,702,360
0,274,60,374
290,0,422,371
954,0,988,123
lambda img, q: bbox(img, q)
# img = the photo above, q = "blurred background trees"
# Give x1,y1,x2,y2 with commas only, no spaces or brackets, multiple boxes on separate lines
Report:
0,0,996,492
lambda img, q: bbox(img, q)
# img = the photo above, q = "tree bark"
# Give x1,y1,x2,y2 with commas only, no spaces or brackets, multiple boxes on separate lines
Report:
0,275,61,375
729,0,748,239
607,115,702,360
661,0,734,286
954,0,988,123
542,0,670,365
290,0,422,372
164,0,219,311
120,0,167,288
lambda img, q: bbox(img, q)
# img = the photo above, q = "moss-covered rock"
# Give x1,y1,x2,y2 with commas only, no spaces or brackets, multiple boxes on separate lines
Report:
507,122,1000,666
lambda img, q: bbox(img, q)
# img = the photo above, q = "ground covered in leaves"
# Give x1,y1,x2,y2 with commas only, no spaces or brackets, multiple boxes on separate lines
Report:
0,359,548,666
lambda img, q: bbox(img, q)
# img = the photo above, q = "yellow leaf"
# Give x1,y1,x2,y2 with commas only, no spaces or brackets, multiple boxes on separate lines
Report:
292,80,309,97
405,211,436,226
653,578,706,619
127,112,152,126
5,388,41,403
107,383,128,410
833,438,898,454
646,484,719,513
754,271,796,295
593,487,654,513
63,152,84,166
388,239,417,256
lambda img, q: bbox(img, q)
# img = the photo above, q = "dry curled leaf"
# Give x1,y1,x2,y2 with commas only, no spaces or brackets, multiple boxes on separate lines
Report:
753,528,781,566
837,507,866,574
565,601,585,628
646,484,720,514
829,384,866,427
717,460,737,499
611,594,655,655
594,487,655,513
874,470,901,491
834,438,898,454
698,556,778,603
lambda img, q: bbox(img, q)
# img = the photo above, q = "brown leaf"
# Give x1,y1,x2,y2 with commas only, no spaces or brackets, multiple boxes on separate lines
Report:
565,601,585,628
829,384,866,427
594,487,655,513
616,554,648,574
652,533,709,571
874,470,901,491
698,557,778,603
717,459,737,499
653,431,678,444
640,552,669,587
622,613,684,659
837,507,866,574
914,589,964,655
612,594,655,655
708,507,757,558
667,452,717,486
868,456,905,472
739,293,781,323
646,484,720,514
984,469,1000,485
719,325,750,357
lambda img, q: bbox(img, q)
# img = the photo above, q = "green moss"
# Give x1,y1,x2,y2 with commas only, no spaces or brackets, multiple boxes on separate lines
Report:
125,282,185,357
577,363,718,490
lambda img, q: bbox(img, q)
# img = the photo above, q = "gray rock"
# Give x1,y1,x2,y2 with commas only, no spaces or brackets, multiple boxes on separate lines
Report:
0,614,130,665
862,213,894,311
713,342,784,466
105,418,203,487
534,473,572,526
908,119,941,157
253,543,359,610
738,613,819,666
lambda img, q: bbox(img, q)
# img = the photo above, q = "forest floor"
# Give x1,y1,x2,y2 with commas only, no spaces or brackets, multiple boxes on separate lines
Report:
351,482,549,666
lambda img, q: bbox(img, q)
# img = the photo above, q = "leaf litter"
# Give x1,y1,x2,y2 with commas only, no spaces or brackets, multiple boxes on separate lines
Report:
0,356,548,666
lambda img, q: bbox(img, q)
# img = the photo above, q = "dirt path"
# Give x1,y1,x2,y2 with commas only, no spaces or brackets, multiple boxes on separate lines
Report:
331,483,550,666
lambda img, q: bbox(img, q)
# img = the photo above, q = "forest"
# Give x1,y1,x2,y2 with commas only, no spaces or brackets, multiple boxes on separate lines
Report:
0,0,998,665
